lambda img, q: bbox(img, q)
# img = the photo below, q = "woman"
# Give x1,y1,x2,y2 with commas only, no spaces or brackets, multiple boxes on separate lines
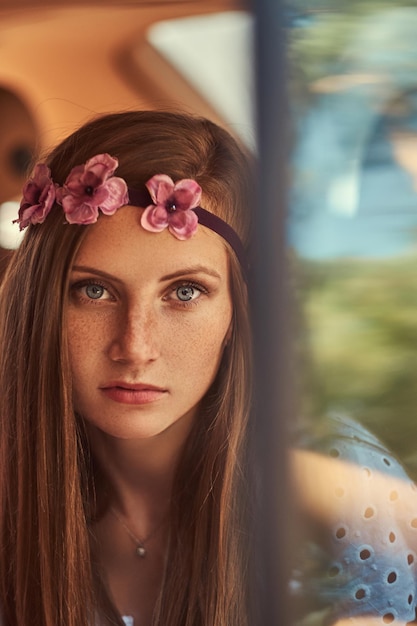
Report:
0,111,253,626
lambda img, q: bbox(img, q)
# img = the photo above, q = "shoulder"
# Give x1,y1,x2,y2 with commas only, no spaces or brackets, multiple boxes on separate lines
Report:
291,414,417,625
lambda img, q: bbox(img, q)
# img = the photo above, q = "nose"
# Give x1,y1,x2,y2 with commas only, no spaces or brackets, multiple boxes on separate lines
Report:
108,305,160,365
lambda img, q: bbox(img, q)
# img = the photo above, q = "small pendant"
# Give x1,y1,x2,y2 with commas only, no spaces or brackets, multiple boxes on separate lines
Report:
136,545,146,558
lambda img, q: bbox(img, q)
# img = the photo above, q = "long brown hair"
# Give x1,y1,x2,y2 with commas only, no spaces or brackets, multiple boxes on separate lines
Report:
0,111,253,626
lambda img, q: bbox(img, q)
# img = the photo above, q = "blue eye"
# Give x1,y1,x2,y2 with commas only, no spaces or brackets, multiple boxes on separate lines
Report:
85,284,105,299
176,285,196,301
164,281,206,306
70,279,114,304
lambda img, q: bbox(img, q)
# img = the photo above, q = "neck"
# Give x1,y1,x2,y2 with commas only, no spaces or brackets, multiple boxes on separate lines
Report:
86,411,195,521
86,414,197,626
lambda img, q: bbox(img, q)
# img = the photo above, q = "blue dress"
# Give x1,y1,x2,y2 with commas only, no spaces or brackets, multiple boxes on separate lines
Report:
292,414,417,625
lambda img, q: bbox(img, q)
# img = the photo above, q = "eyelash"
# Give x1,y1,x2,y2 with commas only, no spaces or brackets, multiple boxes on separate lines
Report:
165,281,208,308
70,279,209,307
70,279,114,304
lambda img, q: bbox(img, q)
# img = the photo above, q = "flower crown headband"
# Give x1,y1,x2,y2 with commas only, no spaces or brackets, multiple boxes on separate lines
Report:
15,153,247,275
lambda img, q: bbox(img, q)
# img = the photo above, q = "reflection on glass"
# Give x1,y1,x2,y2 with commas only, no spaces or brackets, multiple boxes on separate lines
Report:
288,2,417,624
288,1,417,459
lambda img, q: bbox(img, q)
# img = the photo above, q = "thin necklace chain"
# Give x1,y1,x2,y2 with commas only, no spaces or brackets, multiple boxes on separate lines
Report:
109,506,167,558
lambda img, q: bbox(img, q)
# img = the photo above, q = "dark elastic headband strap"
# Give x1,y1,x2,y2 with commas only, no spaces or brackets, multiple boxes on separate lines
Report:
128,187,248,279
193,207,247,275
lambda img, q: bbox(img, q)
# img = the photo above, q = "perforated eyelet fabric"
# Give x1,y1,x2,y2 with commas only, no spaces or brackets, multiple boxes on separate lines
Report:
293,415,417,624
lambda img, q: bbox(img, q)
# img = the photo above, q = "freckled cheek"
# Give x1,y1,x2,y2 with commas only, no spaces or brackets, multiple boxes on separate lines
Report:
167,312,231,380
66,324,86,382
66,312,107,372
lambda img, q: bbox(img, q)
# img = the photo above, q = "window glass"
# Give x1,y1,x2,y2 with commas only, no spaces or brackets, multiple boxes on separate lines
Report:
288,2,417,470
287,11,417,624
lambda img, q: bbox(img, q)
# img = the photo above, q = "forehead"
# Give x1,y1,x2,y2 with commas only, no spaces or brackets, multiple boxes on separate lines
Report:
72,205,230,279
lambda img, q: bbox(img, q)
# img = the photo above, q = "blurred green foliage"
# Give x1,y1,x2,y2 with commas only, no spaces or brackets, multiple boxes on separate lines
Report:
296,253,417,477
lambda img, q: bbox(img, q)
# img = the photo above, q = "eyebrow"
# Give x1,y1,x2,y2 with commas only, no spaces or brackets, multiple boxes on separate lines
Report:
71,266,124,284
160,266,222,281
71,264,222,283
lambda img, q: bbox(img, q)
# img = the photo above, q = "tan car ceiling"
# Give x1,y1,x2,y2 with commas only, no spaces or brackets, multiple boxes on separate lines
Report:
0,0,244,203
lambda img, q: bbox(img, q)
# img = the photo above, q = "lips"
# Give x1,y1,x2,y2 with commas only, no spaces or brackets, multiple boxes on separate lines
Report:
100,381,167,405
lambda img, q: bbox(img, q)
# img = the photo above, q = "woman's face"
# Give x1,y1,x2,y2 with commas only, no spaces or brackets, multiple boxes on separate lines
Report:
66,205,233,440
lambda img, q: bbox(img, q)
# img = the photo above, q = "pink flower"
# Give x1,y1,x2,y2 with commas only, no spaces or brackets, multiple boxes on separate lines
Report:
141,174,201,240
57,153,129,225
14,163,56,230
